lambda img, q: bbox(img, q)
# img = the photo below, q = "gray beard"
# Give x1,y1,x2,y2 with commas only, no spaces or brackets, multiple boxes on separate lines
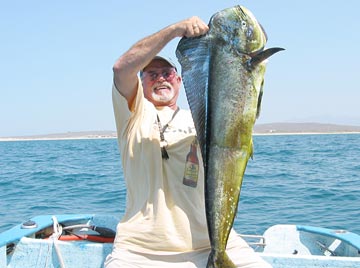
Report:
151,90,175,102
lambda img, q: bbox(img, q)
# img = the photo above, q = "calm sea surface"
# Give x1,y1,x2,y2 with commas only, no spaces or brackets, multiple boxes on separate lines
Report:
1,134,359,236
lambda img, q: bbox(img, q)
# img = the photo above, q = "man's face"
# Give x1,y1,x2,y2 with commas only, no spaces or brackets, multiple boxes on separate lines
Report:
141,59,181,107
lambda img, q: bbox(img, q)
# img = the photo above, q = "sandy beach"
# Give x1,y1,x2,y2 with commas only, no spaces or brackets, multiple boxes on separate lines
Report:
1,123,360,142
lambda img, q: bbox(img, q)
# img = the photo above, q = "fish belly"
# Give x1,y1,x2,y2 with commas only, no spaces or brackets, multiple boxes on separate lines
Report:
205,49,256,267
205,143,251,267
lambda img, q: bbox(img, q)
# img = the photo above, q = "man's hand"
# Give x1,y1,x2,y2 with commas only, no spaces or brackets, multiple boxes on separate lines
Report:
173,16,209,38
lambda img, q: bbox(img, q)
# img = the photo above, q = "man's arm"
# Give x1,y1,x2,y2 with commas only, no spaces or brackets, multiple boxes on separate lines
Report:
112,16,209,106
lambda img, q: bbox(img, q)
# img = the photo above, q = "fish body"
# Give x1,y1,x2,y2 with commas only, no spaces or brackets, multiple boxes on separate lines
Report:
176,5,283,268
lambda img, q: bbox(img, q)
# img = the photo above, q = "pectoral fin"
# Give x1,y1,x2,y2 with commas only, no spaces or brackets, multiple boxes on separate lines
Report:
248,47,285,69
256,79,264,119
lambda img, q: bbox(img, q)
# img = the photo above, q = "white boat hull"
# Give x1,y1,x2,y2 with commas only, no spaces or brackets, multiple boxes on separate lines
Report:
1,215,359,268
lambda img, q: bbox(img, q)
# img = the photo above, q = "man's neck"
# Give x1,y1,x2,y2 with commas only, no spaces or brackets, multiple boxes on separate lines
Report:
156,103,178,111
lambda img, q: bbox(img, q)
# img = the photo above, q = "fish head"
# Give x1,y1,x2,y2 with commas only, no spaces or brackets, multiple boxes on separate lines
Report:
208,5,267,55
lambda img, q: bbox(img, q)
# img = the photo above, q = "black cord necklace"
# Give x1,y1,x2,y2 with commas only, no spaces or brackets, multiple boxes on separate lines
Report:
156,107,180,160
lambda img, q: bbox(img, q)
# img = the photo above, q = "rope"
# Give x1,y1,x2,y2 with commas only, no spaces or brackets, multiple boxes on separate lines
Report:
49,216,66,268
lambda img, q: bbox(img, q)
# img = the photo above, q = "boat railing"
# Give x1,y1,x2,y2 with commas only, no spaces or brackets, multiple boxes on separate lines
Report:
238,233,266,249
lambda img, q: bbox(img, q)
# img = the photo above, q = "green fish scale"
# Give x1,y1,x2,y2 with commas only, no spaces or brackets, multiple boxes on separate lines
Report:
204,7,269,267
175,5,283,268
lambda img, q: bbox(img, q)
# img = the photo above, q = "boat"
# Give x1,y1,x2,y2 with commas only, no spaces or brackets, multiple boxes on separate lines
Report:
243,224,360,268
1,214,360,268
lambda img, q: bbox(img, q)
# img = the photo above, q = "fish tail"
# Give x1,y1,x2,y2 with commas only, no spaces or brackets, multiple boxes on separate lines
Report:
206,250,236,268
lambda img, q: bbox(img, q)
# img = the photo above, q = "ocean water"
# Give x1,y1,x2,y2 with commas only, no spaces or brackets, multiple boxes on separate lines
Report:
1,134,359,236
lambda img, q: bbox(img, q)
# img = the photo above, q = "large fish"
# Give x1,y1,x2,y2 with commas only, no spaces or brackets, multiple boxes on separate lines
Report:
176,5,284,268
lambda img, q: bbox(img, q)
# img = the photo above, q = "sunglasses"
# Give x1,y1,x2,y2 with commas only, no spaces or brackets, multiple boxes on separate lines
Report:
142,68,177,82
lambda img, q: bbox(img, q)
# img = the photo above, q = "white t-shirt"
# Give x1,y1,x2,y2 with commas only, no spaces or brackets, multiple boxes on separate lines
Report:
112,78,209,254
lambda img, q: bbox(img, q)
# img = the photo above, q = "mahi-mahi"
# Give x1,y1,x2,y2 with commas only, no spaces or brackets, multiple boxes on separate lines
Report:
176,5,284,268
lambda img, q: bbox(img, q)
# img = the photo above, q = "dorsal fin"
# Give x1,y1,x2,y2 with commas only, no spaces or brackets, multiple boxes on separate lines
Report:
176,35,211,164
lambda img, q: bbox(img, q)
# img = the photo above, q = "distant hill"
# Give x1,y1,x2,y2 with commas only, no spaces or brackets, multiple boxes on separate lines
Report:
1,123,360,141
0,131,117,141
253,122,360,134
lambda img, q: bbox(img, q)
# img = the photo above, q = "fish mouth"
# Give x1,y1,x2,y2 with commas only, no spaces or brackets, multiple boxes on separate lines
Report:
259,23,268,42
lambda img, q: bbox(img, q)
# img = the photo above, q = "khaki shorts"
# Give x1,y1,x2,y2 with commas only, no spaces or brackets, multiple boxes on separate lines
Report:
105,234,272,268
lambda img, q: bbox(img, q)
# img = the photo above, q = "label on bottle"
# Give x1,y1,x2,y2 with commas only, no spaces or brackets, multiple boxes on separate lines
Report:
183,139,199,188
183,161,199,187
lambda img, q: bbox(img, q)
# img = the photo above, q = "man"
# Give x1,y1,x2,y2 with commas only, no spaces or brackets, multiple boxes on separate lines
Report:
105,16,271,268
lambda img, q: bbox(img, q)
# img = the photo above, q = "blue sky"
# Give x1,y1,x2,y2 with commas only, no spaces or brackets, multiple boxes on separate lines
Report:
1,0,359,137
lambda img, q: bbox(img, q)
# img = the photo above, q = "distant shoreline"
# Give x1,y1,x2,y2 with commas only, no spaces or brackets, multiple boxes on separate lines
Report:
0,131,117,142
1,132,360,142
1,123,360,142
254,131,360,136
2,132,360,142
0,136,117,142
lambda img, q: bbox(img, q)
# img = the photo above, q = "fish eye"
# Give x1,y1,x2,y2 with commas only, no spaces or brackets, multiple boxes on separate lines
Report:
241,21,247,29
